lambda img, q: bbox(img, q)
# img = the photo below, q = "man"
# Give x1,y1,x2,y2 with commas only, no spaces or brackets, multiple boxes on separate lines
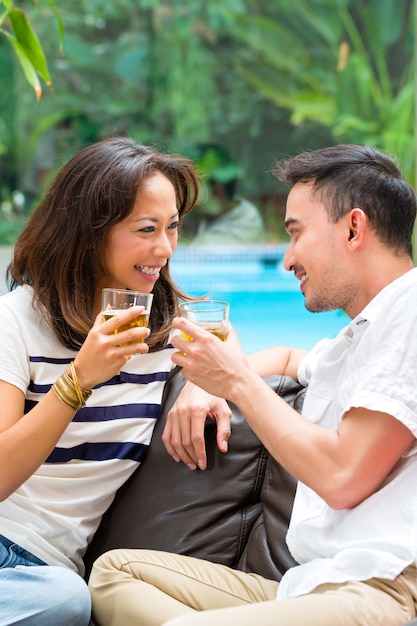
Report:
188,143,264,245
89,145,417,626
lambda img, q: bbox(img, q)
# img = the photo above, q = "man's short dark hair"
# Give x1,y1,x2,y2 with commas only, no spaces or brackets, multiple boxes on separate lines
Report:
273,144,417,257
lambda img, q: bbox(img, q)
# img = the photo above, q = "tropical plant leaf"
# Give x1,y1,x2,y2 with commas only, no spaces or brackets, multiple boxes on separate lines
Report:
0,1,12,12
369,0,409,46
8,8,51,84
48,0,64,52
0,8,9,28
0,29,42,98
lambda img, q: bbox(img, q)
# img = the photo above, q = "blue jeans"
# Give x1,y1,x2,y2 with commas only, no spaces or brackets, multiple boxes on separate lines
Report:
0,534,91,625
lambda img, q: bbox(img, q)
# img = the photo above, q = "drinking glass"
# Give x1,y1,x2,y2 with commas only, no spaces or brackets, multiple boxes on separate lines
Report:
102,288,153,345
178,300,230,342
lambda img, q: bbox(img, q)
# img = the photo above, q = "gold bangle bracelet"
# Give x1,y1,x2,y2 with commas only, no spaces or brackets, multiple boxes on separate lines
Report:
52,379,80,411
52,378,80,410
68,361,92,406
52,362,92,411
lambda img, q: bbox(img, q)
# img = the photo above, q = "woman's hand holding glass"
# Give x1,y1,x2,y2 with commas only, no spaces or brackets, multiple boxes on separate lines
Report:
73,306,151,391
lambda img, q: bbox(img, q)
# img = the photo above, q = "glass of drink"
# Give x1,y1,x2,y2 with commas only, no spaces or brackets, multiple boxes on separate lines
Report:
178,300,230,342
102,288,153,345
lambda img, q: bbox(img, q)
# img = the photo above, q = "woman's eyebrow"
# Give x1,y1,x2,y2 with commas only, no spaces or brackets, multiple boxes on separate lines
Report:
132,212,179,223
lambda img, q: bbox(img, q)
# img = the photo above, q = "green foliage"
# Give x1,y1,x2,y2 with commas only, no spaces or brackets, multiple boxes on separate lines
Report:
229,0,415,182
0,218,24,244
0,0,62,98
12,1,267,188
0,0,415,248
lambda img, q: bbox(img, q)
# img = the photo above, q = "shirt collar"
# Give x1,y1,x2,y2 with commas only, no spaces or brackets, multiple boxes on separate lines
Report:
344,267,417,338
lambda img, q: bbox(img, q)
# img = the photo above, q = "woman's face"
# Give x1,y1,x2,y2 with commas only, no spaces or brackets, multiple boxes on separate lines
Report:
101,171,179,295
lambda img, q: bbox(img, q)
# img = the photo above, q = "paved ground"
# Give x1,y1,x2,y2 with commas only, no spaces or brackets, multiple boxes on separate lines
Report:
0,246,13,294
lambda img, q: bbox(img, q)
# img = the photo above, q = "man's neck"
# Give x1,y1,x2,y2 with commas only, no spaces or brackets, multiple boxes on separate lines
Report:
347,253,414,319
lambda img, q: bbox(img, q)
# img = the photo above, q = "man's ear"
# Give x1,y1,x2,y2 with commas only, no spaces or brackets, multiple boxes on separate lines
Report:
347,208,366,248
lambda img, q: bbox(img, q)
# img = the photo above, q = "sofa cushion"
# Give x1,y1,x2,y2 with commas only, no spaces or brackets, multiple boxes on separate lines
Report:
84,367,303,581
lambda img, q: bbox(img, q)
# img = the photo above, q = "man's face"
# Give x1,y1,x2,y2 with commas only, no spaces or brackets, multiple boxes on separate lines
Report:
283,181,355,314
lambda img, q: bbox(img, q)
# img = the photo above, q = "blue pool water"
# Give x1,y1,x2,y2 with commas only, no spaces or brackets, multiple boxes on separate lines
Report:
170,245,347,354
0,245,348,354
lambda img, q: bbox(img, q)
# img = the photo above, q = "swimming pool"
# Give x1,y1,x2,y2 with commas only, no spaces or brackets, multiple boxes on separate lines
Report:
0,244,348,354
170,245,347,354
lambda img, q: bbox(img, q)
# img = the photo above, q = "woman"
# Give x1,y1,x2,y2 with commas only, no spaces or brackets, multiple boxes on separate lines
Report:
0,136,199,625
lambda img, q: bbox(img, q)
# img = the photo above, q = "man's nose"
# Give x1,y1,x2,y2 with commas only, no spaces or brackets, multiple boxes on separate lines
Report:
283,246,296,272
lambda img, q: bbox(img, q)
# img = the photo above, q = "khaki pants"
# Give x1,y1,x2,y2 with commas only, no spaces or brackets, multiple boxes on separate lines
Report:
89,549,417,626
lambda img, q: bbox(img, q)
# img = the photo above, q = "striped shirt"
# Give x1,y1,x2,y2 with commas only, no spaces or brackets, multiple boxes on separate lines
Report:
0,285,174,574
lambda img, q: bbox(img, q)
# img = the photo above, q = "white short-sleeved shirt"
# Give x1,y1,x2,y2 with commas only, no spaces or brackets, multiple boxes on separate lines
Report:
0,285,174,575
193,197,264,245
278,267,417,599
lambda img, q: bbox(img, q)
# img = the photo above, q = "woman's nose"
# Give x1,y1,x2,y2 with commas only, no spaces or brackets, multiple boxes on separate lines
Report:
154,232,175,257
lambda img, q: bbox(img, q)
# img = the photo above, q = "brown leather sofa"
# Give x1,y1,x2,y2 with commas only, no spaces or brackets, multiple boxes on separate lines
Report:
84,368,302,588
84,367,416,626
85,369,303,580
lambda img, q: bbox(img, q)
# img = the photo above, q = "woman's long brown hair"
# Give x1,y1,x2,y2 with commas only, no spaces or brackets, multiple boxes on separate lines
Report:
7,136,200,351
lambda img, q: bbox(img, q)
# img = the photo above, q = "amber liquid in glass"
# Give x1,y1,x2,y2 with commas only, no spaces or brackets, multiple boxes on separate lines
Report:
181,325,228,342
103,311,149,345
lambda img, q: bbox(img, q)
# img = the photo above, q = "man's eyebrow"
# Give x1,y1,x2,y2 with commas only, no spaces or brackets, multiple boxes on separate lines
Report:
284,217,300,232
